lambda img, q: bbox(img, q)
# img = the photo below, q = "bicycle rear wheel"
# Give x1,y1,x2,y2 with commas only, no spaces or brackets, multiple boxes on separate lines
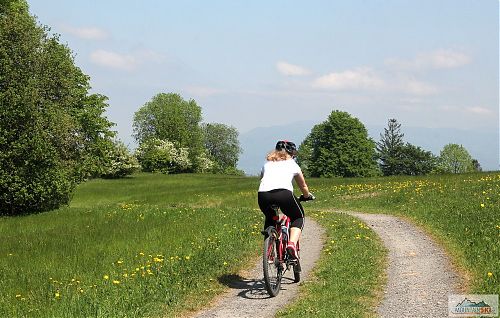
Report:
263,228,282,297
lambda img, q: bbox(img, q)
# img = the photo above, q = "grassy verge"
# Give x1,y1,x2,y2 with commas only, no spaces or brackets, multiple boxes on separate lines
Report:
277,211,386,318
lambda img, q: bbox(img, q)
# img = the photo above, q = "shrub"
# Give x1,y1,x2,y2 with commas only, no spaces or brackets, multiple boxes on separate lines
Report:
135,138,192,174
101,141,140,179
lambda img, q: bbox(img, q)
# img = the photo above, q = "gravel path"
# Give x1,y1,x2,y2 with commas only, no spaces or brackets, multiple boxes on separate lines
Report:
191,218,325,318
349,212,461,318
190,212,461,318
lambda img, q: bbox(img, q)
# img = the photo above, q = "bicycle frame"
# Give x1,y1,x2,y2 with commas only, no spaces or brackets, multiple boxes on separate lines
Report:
271,210,298,263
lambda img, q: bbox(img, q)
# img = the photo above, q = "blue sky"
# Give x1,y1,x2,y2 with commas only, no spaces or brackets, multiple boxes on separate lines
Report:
28,1,499,169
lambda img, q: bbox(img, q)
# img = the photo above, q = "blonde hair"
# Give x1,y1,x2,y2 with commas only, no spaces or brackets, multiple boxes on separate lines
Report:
266,150,291,162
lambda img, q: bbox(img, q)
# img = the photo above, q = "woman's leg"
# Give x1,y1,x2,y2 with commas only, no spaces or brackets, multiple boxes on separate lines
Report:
289,227,302,244
257,192,276,232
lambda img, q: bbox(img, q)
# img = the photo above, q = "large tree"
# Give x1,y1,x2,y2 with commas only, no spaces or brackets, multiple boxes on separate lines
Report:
298,110,378,178
376,118,405,176
0,0,116,215
436,144,475,174
133,93,204,170
399,143,437,175
201,123,242,173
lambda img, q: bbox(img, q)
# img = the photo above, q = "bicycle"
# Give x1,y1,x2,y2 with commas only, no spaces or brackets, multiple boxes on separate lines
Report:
262,195,314,297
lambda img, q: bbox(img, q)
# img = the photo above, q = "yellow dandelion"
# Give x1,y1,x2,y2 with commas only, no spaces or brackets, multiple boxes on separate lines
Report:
15,294,21,298
487,272,493,277
103,275,109,280
55,292,60,298
117,260,123,264
223,261,228,266
112,280,120,284
185,256,190,260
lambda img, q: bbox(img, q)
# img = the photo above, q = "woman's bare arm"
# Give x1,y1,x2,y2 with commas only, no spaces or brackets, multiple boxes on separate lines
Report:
294,172,310,197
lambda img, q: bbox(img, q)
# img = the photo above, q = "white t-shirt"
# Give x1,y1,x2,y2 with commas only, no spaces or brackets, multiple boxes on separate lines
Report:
258,159,302,192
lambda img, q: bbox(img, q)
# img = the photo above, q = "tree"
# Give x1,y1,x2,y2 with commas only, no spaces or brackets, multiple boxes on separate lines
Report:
472,159,482,172
298,110,379,178
376,118,405,176
201,123,242,173
399,143,437,175
436,144,475,174
133,93,204,170
376,119,437,176
0,1,116,215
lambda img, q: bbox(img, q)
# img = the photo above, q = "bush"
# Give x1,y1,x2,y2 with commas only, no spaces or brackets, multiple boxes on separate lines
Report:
135,138,192,174
101,141,140,179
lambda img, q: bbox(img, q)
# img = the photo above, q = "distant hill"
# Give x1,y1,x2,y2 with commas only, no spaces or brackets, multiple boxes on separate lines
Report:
238,121,499,175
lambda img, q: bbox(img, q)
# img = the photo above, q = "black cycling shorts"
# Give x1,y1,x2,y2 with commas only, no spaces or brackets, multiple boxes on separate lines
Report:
257,189,305,231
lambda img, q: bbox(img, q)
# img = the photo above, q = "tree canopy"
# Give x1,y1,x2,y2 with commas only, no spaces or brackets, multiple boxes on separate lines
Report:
376,118,436,176
298,110,378,178
0,0,117,215
133,93,204,170
201,123,242,174
437,144,475,174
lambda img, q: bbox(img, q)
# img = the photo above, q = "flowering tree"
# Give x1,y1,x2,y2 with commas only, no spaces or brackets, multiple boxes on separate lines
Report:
135,138,192,174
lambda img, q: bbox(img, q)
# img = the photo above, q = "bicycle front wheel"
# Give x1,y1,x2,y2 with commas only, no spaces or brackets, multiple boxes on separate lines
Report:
263,228,282,297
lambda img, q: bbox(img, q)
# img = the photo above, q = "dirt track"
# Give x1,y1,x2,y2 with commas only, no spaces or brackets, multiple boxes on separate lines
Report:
191,218,325,318
349,212,461,318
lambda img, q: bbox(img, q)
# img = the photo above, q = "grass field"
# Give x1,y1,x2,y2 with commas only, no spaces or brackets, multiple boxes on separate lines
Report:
0,174,264,317
1,171,498,317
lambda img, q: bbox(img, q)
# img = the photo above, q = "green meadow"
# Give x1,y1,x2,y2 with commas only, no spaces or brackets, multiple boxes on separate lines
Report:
1,172,498,317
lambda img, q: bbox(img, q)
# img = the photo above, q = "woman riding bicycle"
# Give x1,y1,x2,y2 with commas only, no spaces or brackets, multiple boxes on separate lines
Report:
257,140,314,259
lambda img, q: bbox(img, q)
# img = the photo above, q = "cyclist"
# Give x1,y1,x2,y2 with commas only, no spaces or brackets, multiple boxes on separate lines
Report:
258,140,314,259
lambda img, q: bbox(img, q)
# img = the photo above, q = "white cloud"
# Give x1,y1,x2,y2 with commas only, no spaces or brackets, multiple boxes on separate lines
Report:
90,50,137,71
276,61,311,76
312,67,385,90
385,49,471,71
60,24,108,40
89,49,166,71
399,78,437,95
